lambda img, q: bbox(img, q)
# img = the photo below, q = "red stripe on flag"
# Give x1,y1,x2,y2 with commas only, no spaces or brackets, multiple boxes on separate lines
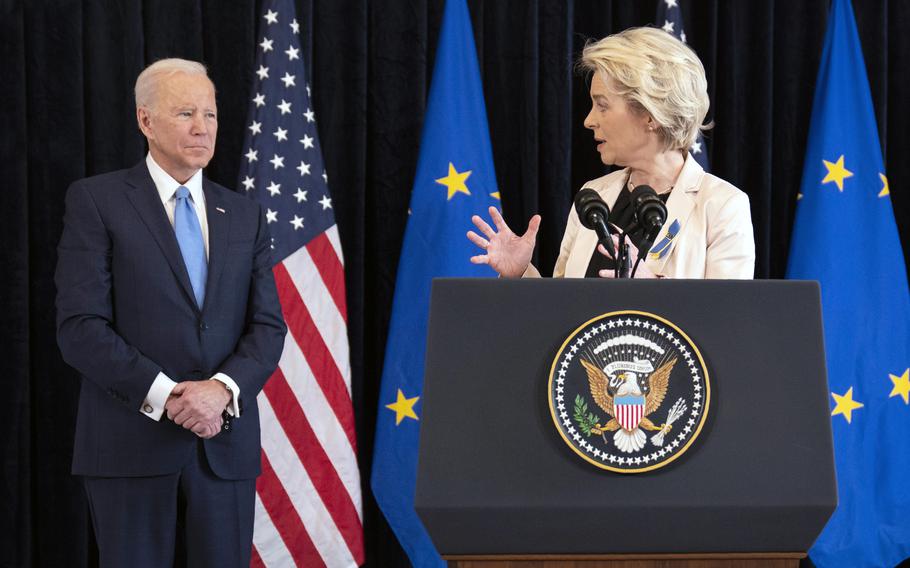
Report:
256,453,325,567
250,547,264,568
273,262,358,450
264,368,365,563
306,232,348,321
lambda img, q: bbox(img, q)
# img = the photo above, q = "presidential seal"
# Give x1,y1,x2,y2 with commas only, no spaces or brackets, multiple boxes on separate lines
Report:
548,311,710,473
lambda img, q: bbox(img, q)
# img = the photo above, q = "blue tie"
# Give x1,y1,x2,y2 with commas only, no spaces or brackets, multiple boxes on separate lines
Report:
174,186,207,308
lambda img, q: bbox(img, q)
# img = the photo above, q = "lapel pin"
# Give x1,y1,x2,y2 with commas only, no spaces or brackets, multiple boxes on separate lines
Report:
216,207,226,214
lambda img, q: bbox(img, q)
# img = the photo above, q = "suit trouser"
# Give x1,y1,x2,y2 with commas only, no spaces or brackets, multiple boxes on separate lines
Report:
82,440,256,568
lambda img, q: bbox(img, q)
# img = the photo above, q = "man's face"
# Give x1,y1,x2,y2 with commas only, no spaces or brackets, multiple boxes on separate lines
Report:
137,72,217,183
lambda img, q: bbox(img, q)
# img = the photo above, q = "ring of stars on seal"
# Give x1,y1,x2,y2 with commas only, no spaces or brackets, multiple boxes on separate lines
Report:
548,311,710,473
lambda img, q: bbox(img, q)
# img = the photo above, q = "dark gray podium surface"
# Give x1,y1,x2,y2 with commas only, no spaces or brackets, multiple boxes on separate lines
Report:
415,279,836,555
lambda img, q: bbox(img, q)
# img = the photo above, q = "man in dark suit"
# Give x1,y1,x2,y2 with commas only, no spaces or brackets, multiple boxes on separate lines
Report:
55,58,286,567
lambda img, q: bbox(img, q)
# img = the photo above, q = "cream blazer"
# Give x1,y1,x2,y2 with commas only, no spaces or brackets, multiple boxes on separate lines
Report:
525,154,755,279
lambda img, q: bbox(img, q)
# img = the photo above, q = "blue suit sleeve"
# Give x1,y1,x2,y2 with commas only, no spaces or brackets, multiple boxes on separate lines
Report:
55,181,162,408
215,204,287,401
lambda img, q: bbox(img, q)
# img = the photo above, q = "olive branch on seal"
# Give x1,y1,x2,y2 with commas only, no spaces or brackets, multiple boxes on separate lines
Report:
573,394,600,436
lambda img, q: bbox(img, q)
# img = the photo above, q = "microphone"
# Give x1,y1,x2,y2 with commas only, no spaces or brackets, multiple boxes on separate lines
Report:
629,184,667,249
574,188,615,260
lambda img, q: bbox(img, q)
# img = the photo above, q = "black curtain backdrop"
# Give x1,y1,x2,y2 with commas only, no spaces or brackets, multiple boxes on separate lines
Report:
3,0,909,566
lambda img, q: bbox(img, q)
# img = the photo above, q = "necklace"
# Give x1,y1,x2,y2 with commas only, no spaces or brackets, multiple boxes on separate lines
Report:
627,176,673,195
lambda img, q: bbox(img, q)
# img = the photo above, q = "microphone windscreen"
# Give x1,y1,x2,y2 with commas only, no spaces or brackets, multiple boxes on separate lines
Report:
574,188,609,230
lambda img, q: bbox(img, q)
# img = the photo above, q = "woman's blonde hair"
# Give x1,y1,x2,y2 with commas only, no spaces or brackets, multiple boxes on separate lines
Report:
579,27,711,151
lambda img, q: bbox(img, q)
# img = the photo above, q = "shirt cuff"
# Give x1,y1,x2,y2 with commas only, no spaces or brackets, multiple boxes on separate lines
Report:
141,372,178,421
210,373,241,417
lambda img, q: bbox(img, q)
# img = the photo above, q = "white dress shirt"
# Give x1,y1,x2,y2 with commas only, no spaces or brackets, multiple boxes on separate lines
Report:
139,153,242,421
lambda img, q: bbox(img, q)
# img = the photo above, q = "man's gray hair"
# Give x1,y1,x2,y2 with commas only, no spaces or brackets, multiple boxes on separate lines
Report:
134,58,211,110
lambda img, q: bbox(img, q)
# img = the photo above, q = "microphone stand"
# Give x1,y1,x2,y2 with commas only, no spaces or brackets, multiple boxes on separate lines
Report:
616,232,632,279
613,231,632,278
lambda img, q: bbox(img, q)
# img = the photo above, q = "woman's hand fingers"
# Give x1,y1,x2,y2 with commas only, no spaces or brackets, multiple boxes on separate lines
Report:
524,215,541,241
471,214,496,239
488,206,511,233
470,254,490,265
466,230,489,250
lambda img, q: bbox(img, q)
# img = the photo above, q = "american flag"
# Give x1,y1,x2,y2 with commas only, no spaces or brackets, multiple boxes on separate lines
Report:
656,0,709,170
237,0,364,565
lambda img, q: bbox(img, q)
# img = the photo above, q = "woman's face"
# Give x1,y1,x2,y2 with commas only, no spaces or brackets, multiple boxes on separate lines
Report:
583,73,653,167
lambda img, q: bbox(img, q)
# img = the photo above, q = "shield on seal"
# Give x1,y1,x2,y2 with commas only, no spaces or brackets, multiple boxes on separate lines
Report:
614,394,646,431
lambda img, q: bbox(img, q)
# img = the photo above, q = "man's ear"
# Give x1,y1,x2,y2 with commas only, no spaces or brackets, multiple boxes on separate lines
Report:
136,107,153,139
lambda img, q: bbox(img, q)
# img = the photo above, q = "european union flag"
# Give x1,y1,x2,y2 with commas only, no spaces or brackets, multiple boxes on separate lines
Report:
370,0,500,565
786,0,910,566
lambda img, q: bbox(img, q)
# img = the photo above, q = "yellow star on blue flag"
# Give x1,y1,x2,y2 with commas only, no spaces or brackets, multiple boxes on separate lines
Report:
386,389,420,425
786,0,910,566
435,162,472,200
821,155,853,191
371,1,501,566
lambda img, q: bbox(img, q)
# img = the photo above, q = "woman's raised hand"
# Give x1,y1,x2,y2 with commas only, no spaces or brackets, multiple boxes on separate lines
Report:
467,206,541,278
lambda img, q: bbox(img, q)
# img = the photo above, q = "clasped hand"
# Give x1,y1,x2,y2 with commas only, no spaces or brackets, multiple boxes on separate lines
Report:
165,380,232,439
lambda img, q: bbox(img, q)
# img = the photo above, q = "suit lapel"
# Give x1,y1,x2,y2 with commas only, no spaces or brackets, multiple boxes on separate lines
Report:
645,154,702,275
124,162,199,312
202,180,230,313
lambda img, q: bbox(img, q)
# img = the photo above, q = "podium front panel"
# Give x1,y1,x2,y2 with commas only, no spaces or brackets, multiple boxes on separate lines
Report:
415,279,835,554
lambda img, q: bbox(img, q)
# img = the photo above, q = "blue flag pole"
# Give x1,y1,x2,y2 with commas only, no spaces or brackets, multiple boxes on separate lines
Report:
786,0,910,566
370,0,501,565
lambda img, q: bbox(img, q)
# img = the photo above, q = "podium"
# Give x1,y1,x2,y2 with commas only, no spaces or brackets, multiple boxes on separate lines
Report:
414,279,836,568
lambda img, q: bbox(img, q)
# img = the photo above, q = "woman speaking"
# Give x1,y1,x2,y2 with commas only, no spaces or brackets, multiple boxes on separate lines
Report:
467,27,755,279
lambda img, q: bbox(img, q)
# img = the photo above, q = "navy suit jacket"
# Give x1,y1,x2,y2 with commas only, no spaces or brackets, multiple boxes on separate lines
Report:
55,161,286,480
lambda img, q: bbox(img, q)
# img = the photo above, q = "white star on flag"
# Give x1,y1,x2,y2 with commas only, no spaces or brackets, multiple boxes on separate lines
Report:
266,181,281,196
319,195,332,210
304,108,315,122
277,99,292,115
300,134,314,148
656,0,708,170
253,93,265,107
285,45,299,60
270,154,285,169
248,121,262,135
244,148,258,163
294,188,308,202
290,215,304,230
281,72,296,88
296,161,311,176
273,127,288,142
263,9,278,24
255,65,269,80
241,176,254,191
265,208,278,223
260,37,274,52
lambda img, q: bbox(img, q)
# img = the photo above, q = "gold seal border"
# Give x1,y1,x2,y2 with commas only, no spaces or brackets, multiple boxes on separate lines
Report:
547,310,712,474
